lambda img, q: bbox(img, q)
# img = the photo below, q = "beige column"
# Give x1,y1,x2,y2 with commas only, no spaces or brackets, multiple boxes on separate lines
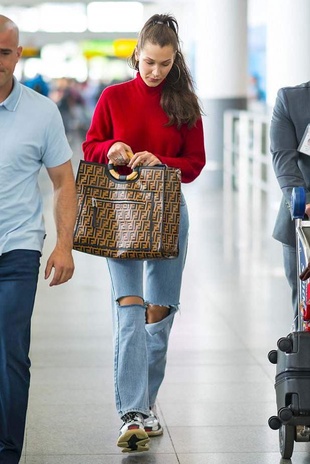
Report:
194,0,248,188
266,0,310,106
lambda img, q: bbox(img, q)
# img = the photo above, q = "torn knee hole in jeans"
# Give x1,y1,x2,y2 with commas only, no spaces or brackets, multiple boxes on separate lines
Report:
146,304,171,324
117,295,144,306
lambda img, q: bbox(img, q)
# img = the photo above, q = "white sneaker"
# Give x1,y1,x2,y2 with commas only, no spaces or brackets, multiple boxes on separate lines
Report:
144,407,163,437
117,412,150,453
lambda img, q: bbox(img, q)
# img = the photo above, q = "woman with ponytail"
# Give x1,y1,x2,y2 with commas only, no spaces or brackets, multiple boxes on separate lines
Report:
83,13,206,453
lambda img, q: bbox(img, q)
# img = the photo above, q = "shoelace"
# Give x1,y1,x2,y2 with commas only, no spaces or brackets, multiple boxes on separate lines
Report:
121,412,140,423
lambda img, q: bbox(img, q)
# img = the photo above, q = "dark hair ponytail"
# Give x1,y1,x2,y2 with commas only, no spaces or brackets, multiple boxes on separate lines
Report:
128,13,203,128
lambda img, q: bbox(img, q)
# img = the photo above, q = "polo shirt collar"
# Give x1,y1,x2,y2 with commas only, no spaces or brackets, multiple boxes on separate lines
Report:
0,76,22,111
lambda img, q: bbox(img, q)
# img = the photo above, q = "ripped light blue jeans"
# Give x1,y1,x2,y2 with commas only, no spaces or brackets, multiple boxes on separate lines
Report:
106,193,189,418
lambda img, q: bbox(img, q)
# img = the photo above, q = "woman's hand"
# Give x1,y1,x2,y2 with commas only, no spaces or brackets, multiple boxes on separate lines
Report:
107,142,133,165
128,151,161,169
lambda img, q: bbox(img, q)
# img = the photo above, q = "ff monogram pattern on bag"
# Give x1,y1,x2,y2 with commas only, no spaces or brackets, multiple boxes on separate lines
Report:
73,161,181,259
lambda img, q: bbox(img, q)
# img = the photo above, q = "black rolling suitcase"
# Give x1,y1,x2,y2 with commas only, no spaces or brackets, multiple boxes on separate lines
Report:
268,187,310,459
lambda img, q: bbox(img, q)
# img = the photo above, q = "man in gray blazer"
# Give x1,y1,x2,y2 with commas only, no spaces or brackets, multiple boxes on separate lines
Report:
270,81,310,325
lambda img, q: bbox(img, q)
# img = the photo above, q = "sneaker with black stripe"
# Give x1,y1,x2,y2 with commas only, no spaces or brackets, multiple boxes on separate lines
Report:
117,412,150,453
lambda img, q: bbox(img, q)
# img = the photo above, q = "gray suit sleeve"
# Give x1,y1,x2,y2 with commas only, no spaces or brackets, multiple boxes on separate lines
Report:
270,88,308,203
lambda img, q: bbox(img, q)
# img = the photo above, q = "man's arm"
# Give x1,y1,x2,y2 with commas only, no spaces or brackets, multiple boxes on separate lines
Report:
45,160,77,286
270,88,306,203
271,88,310,216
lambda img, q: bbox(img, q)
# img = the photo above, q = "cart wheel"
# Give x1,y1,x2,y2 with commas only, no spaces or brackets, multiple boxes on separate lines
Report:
268,350,278,364
279,424,295,459
279,407,293,423
268,415,281,430
277,337,293,353
291,186,306,219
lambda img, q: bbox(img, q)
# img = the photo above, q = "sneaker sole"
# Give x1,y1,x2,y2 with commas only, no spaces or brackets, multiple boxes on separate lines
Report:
145,427,164,437
117,429,150,453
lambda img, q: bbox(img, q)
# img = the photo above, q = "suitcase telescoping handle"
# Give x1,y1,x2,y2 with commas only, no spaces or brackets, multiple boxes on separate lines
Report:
292,187,309,281
291,187,310,329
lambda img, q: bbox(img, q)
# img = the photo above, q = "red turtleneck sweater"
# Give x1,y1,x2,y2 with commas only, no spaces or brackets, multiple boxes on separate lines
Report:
82,73,206,183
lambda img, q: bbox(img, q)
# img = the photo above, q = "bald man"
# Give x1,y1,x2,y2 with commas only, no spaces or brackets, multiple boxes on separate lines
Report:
0,15,77,462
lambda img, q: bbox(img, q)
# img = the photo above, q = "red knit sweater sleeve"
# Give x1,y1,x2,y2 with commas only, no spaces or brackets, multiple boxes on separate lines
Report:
156,118,206,183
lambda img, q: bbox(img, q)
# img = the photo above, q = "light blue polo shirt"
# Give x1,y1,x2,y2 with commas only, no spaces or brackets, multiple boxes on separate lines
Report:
0,77,72,255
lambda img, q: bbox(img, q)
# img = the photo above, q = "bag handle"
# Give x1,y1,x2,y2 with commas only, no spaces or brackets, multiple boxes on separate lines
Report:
108,150,139,181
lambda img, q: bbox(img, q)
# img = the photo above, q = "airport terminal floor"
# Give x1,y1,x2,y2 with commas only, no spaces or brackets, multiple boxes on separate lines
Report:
20,135,310,464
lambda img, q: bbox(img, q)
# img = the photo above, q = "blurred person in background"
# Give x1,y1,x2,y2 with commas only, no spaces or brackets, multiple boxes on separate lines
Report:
0,14,77,463
23,73,49,96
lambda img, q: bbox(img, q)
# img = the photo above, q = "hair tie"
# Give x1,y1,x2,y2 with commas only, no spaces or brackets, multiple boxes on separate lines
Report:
153,20,166,26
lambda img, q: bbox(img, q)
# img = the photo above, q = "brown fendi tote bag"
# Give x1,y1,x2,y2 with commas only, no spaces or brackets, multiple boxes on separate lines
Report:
73,160,181,259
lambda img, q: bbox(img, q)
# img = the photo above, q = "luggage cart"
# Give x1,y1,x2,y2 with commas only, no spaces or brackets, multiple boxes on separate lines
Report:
268,186,310,459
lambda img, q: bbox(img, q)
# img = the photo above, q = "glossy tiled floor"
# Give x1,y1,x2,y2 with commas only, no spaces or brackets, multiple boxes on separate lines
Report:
21,145,310,463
